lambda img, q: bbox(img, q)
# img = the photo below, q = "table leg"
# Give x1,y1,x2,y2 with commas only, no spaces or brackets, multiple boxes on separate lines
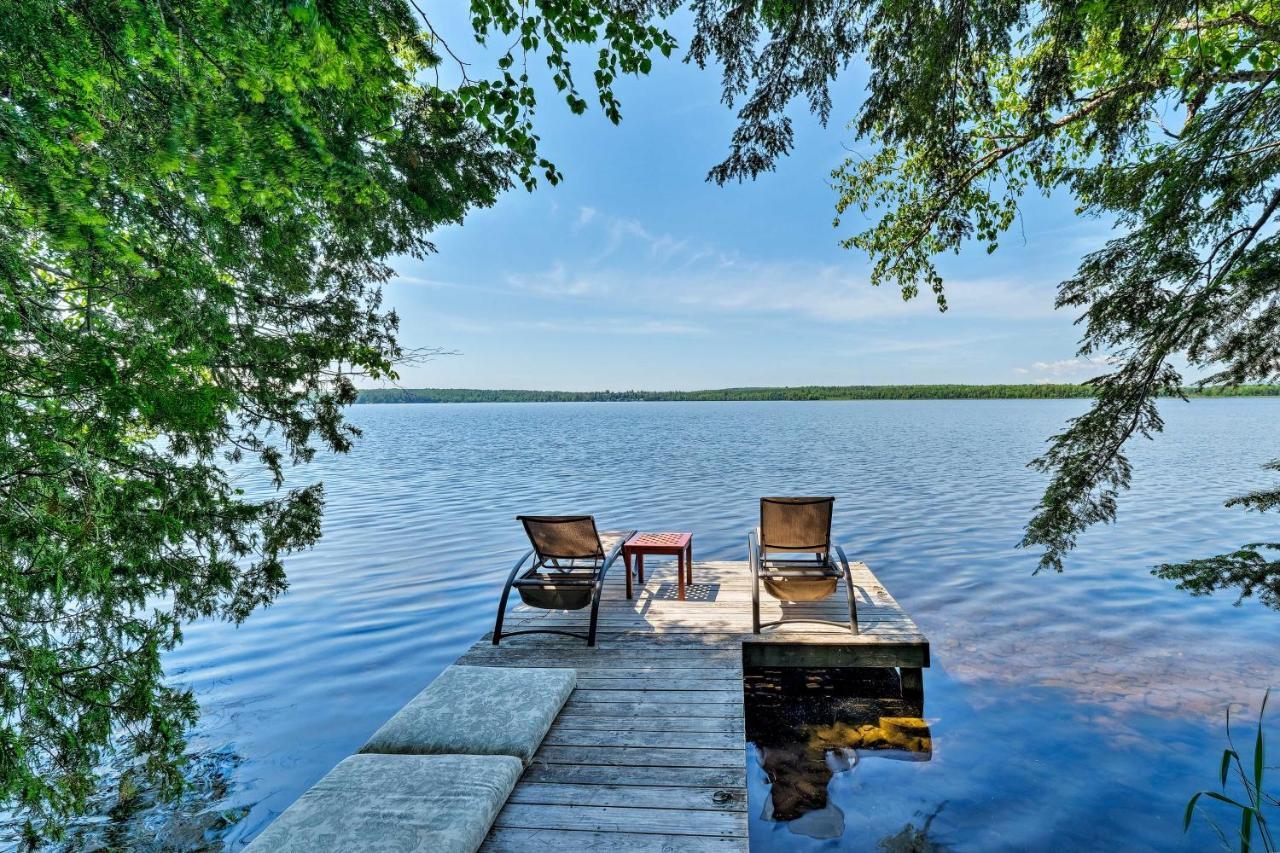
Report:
624,550,633,600
686,541,693,584
637,553,644,584
677,548,685,601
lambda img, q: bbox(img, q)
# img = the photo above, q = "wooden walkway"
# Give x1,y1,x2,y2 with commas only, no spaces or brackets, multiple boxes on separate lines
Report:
459,556,928,852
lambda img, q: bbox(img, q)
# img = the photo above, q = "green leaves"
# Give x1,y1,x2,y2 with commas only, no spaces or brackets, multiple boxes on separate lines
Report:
0,0,680,835
440,1,678,189
1153,541,1280,610
815,0,1280,577
1184,690,1276,853
0,0,509,839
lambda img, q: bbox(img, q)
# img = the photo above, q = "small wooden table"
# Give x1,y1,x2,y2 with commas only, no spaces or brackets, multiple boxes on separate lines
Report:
623,532,693,600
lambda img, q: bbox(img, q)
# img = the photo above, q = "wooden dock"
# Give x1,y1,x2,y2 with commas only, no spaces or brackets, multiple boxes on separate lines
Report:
460,556,928,852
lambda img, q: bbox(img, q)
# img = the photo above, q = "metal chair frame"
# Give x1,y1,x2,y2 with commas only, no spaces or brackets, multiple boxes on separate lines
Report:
749,526,859,634
493,528,635,647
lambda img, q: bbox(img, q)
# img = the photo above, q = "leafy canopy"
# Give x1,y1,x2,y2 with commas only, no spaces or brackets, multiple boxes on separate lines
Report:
820,0,1280,591
675,0,1280,596
0,0,514,835
0,2,811,838
0,0,676,840
0,0,505,837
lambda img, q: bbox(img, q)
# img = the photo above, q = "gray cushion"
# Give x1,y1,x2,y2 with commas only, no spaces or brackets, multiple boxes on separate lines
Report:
359,665,575,763
245,753,522,853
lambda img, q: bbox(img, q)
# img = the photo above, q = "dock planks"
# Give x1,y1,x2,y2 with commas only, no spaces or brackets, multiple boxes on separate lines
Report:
459,555,928,852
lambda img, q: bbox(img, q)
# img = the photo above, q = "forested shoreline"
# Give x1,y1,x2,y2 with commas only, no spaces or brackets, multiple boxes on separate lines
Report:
356,384,1280,404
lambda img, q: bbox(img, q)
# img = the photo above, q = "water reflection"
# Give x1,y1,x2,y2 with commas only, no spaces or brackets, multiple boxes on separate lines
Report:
52,746,249,852
878,802,948,853
10,400,1274,847
745,667,933,843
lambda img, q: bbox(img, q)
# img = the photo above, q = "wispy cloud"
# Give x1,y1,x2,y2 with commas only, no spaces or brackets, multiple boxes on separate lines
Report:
500,209,1060,324
505,263,608,298
522,317,708,336
1013,356,1116,383
670,266,1054,322
388,274,458,289
841,334,1013,357
425,305,707,338
419,311,498,335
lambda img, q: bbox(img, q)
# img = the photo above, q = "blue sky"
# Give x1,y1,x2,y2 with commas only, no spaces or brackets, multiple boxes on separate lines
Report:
380,11,1121,391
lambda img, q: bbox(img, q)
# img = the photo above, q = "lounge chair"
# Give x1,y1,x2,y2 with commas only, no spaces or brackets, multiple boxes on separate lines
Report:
493,515,634,647
748,497,858,634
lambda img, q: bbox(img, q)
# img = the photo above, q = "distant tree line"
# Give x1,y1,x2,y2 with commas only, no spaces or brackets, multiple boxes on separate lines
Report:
356,384,1280,404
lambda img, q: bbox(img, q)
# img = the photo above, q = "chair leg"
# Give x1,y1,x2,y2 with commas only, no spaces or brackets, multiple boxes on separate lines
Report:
749,534,761,633
835,545,859,635
493,583,513,645
751,571,761,634
494,551,534,646
588,579,604,647
846,583,858,635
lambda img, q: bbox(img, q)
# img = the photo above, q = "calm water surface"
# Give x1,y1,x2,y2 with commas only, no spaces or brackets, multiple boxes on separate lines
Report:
45,401,1280,850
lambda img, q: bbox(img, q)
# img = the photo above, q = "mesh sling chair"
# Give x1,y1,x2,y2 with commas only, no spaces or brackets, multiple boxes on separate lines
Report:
748,497,858,634
493,516,635,647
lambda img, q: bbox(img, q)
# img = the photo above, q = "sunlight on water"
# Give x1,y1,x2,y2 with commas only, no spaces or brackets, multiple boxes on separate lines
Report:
20,399,1280,851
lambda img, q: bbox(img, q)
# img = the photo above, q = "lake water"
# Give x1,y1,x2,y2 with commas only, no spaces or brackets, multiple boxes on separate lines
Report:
39,400,1280,850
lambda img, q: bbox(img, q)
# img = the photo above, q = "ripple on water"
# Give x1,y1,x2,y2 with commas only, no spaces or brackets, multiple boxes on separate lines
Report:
22,399,1280,851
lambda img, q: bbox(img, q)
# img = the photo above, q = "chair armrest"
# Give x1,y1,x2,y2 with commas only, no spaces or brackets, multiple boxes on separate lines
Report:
600,530,637,575
832,543,850,573
833,543,859,634
585,530,637,648
503,549,536,585
748,528,761,578
493,548,537,645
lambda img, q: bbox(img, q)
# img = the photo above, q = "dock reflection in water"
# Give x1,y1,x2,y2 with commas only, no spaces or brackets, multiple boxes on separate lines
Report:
745,666,934,845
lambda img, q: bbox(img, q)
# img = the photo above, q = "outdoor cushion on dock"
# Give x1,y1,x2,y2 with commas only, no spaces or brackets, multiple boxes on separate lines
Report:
244,753,521,853
359,664,575,763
